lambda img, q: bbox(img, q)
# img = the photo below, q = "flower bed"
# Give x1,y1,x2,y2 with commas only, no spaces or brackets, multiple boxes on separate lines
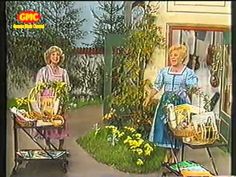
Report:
77,125,166,174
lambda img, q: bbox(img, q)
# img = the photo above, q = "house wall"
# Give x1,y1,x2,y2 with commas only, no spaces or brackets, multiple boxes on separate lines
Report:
144,1,231,84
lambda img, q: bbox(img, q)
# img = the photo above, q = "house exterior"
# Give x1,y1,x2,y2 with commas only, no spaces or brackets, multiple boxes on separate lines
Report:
124,1,232,152
124,1,231,69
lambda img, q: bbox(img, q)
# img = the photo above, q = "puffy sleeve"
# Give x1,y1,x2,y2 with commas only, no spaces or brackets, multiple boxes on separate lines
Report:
186,69,198,88
35,67,45,84
153,68,165,91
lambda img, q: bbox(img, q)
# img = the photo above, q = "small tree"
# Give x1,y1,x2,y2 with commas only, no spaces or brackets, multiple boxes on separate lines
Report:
104,5,166,138
90,1,128,48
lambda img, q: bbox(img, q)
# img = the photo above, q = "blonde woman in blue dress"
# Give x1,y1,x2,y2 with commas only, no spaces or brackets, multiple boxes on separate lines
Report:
144,44,198,163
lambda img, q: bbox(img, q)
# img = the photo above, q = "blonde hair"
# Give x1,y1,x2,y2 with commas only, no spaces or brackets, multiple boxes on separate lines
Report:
168,44,187,62
44,46,65,65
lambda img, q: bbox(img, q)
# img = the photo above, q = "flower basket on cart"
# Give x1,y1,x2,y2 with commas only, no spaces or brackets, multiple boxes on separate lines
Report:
166,103,220,145
163,92,222,177
9,81,70,175
11,82,69,128
166,104,205,138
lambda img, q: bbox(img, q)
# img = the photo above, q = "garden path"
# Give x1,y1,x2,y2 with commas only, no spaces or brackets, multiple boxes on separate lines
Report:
7,105,159,177
7,105,230,177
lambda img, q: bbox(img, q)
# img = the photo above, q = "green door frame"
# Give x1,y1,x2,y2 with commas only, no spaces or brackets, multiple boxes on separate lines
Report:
103,34,127,115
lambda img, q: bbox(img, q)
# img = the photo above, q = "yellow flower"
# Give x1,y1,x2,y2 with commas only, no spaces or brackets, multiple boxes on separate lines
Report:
105,125,116,129
144,149,151,156
124,126,136,133
15,97,29,107
118,132,125,138
102,109,116,120
136,148,143,155
129,140,138,148
102,113,114,120
124,136,132,144
134,133,142,139
136,159,144,166
137,139,144,146
112,128,120,135
144,143,153,149
110,108,116,113
129,139,144,149
102,115,107,120
144,143,154,156
15,98,23,106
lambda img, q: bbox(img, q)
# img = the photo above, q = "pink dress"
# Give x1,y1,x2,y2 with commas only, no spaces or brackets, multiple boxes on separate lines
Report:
36,64,70,140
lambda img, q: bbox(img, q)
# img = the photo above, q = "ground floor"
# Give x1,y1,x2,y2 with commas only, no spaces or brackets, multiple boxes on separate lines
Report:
7,105,230,177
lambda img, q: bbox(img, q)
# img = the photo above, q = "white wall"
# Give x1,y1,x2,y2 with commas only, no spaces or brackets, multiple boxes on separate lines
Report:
144,1,231,99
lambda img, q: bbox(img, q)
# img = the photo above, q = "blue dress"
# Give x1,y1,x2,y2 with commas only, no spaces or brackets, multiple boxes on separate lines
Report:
149,66,198,149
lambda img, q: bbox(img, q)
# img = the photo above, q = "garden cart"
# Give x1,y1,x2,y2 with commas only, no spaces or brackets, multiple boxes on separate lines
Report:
10,82,70,175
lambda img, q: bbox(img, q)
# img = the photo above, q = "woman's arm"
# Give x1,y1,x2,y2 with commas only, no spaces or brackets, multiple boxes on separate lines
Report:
63,69,71,92
186,69,198,88
35,67,48,84
143,88,158,107
35,68,44,84
144,68,165,107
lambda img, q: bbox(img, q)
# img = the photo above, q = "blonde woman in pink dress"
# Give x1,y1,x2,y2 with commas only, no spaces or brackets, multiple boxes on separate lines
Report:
36,46,70,150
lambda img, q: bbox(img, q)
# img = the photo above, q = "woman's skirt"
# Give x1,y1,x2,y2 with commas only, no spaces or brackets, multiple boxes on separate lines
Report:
41,89,69,140
149,91,189,149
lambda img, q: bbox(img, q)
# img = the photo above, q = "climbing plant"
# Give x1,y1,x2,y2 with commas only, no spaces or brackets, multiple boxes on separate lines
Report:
103,5,166,138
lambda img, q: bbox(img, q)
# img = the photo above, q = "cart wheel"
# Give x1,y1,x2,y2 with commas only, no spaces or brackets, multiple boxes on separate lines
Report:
161,172,167,177
66,151,70,157
18,160,23,165
62,163,67,173
61,160,68,173
12,168,17,175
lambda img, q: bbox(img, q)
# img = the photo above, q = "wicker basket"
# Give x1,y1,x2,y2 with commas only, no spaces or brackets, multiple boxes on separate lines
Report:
183,112,219,145
27,85,62,115
16,116,36,127
166,104,197,138
27,85,64,123
169,124,196,138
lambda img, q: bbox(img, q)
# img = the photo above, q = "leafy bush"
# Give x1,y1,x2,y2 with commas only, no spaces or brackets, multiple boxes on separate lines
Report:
104,6,166,138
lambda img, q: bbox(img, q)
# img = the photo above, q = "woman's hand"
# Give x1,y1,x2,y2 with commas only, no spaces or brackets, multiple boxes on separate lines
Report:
143,96,151,107
143,88,158,107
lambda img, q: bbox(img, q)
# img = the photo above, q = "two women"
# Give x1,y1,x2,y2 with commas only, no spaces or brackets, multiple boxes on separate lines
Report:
35,44,198,160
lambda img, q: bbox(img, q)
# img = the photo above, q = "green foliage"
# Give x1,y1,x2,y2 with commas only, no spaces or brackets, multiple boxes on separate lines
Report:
78,126,166,173
10,81,70,112
9,80,103,112
6,1,86,89
7,96,102,111
105,7,166,138
90,1,129,48
68,55,105,100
